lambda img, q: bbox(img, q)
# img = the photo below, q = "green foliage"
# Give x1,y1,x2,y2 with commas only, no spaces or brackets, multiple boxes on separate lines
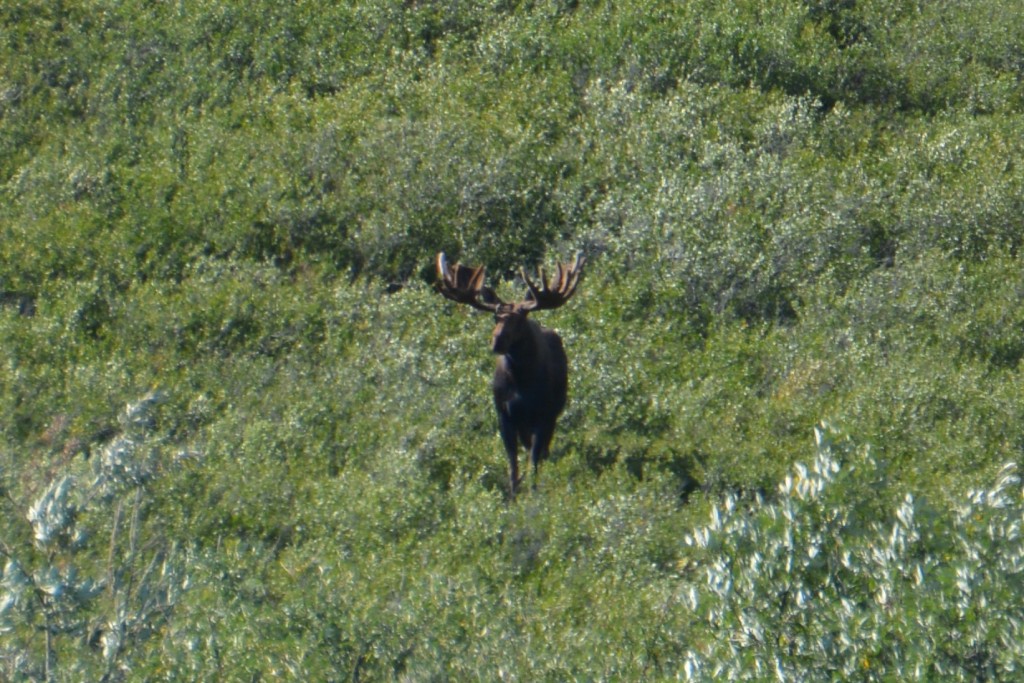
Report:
0,392,188,681
4,0,1024,679
682,424,1024,681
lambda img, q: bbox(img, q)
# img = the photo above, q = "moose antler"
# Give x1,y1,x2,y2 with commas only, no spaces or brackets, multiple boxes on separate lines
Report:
436,251,586,313
435,252,504,312
520,252,586,311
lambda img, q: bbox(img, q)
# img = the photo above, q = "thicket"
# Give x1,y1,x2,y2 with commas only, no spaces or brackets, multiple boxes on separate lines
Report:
3,0,1024,679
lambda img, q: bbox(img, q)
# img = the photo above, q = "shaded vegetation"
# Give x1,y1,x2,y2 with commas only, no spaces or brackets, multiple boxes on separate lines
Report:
3,0,1024,679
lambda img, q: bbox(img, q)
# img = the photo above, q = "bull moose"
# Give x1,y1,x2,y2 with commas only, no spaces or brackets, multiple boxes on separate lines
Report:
435,251,585,496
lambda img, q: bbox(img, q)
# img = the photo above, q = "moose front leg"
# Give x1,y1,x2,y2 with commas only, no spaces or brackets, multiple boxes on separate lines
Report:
508,452,521,496
498,413,522,496
529,444,542,491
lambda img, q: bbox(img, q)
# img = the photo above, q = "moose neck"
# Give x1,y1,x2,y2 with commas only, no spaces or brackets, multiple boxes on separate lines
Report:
498,318,546,372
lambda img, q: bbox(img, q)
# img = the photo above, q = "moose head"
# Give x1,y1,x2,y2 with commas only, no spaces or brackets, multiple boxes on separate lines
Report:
436,251,585,496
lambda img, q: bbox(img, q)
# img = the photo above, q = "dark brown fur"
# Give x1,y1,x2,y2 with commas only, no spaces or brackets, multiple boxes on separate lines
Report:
491,311,569,493
435,251,584,497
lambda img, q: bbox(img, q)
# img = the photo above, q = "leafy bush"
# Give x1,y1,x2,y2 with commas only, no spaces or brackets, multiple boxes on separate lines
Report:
681,424,1024,681
4,0,1024,679
0,392,190,682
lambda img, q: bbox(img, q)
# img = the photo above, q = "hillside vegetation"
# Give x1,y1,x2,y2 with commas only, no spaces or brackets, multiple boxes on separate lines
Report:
3,1,1024,679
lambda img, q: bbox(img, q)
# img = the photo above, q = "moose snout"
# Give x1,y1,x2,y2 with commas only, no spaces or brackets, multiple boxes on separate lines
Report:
491,329,508,354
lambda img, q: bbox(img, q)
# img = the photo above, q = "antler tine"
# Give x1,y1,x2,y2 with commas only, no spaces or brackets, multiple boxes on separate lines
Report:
520,252,586,311
520,265,540,300
563,252,585,297
435,252,502,312
555,262,569,292
437,252,451,284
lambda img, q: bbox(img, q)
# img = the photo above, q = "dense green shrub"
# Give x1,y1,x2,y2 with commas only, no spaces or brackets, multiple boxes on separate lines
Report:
5,0,1024,679
682,424,1024,681
0,393,188,682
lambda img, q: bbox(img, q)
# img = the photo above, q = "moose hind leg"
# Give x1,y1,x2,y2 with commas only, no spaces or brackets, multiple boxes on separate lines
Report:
529,425,556,491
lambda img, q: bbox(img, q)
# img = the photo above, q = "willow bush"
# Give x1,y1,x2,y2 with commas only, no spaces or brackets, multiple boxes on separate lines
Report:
4,0,1024,679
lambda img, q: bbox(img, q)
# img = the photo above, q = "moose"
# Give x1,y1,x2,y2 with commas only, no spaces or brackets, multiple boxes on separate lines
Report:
435,251,585,496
